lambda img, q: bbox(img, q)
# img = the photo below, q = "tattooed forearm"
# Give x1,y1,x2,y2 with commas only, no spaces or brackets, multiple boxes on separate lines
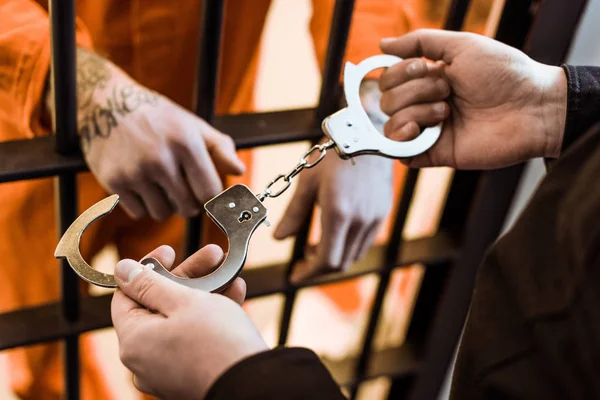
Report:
45,47,159,151
72,48,158,152
79,84,159,152
76,48,112,109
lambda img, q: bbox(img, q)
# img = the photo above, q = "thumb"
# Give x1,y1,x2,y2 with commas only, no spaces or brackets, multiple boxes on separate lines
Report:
380,29,465,64
273,183,316,240
204,128,246,175
115,259,198,315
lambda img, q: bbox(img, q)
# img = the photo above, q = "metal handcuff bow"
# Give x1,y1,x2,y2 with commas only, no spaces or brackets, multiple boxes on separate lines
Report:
55,54,441,293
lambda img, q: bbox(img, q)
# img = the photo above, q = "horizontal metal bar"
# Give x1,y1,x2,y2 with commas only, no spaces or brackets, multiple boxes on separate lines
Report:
245,232,456,298
0,294,112,350
0,108,321,184
0,298,418,388
0,233,456,351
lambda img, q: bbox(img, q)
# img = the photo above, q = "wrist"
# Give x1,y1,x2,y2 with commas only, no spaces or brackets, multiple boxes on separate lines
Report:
536,64,567,158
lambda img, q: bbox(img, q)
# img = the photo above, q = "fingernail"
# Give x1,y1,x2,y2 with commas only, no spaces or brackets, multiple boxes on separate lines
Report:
115,259,144,283
380,37,396,46
434,102,447,116
401,124,414,135
273,226,287,240
407,61,425,78
235,159,246,173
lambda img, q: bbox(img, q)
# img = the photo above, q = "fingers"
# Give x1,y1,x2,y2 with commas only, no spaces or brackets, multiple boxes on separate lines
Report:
152,159,201,218
383,102,449,139
380,77,450,116
114,258,196,316
380,29,467,63
111,289,154,334
220,278,247,306
133,375,154,397
273,181,317,240
309,211,350,273
117,191,147,220
202,125,246,176
290,218,349,282
141,245,176,269
339,222,363,271
379,58,428,91
134,182,173,221
170,244,224,278
356,221,380,260
174,127,224,203
141,244,247,305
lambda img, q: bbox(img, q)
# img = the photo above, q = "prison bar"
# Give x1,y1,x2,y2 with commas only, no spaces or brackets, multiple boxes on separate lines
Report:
443,0,472,31
0,239,450,389
185,0,226,257
0,234,455,350
277,0,356,346
348,168,421,399
48,0,81,397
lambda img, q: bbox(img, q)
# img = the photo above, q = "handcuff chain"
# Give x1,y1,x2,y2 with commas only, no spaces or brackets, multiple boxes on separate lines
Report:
256,140,335,202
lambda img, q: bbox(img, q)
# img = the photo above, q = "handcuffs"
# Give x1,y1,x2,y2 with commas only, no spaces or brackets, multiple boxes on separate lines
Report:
55,55,441,293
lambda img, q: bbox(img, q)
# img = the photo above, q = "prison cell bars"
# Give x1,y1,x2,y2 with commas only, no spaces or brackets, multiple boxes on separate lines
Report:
48,0,81,398
185,0,225,257
0,0,588,399
277,0,356,348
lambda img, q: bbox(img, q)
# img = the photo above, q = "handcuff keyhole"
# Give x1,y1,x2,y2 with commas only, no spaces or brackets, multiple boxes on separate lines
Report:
238,211,252,223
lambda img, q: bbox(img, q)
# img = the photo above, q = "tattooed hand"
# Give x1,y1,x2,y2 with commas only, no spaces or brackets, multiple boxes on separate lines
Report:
46,48,245,220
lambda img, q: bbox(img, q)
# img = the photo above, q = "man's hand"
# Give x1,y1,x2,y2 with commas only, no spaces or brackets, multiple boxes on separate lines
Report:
274,77,449,281
48,48,245,220
274,149,393,281
379,29,568,169
112,245,267,400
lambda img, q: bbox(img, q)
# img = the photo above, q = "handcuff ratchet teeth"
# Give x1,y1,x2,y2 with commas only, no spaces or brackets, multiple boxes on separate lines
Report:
55,184,266,293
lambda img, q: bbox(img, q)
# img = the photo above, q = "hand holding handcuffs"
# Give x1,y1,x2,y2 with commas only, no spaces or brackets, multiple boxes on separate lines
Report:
55,55,442,293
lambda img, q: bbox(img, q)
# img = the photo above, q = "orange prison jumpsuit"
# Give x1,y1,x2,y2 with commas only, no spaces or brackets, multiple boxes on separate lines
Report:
0,0,407,398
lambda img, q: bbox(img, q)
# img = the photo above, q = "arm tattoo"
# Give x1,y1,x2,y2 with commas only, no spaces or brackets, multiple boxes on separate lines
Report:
76,48,111,109
78,83,159,152
75,48,159,152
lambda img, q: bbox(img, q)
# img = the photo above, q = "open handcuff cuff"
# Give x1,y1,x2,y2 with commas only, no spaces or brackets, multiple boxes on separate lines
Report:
55,55,442,293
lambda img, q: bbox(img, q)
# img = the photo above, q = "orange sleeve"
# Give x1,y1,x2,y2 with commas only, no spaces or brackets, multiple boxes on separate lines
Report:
310,0,410,80
0,0,92,140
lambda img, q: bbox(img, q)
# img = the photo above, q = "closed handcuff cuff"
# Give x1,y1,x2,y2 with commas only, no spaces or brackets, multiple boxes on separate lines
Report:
55,54,442,293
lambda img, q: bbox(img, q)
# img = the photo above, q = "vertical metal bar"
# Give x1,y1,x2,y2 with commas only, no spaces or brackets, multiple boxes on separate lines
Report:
315,0,356,120
49,0,78,153
277,0,355,346
185,0,225,256
402,261,452,352
349,169,420,399
444,0,473,31
49,0,80,398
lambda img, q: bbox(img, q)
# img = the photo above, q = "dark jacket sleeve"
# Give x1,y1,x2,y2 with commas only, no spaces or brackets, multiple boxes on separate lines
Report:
560,65,600,153
205,347,346,400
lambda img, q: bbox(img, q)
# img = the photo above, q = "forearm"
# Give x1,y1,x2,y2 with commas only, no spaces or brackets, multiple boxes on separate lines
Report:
44,47,159,152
